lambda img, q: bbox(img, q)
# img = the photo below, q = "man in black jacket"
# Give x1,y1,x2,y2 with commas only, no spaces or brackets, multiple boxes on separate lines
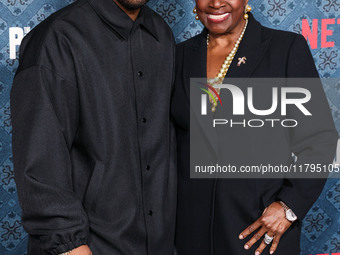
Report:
10,0,177,254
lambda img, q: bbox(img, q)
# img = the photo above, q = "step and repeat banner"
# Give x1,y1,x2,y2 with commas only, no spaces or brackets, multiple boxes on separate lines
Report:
0,0,339,254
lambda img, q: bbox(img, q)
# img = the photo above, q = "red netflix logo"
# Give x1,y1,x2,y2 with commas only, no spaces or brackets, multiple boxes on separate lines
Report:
302,19,339,49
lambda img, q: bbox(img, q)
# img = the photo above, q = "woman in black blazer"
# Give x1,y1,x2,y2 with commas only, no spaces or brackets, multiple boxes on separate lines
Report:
171,1,338,255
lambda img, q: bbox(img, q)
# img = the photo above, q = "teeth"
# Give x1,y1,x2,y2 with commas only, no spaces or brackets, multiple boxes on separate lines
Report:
208,13,230,21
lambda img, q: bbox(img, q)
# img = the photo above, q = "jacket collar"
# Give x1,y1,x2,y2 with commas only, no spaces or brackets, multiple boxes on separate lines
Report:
86,0,159,40
226,13,270,78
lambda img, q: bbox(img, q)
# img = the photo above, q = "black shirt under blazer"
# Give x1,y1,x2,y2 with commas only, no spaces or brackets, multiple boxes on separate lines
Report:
172,14,338,255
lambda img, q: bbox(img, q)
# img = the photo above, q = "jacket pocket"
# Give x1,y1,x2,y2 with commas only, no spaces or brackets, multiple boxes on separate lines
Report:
83,161,105,212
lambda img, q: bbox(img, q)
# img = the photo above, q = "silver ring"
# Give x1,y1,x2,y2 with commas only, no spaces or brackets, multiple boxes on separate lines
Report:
264,233,274,245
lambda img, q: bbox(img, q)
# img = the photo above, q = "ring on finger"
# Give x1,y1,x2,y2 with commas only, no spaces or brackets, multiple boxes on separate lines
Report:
264,233,274,245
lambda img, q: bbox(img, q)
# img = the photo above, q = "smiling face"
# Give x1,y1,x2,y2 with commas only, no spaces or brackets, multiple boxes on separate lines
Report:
196,0,248,35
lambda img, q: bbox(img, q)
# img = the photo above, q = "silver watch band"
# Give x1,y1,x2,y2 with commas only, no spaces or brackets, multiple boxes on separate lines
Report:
279,201,290,212
59,250,73,255
279,200,298,222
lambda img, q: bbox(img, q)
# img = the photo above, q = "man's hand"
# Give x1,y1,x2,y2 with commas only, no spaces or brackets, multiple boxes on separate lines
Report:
70,245,92,255
239,202,293,255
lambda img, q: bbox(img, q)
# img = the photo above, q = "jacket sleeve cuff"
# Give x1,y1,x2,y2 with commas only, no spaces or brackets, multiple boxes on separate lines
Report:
50,238,88,255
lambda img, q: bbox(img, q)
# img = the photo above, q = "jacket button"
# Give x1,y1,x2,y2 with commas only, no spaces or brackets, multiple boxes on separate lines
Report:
142,117,147,123
146,165,150,171
148,210,153,216
138,71,143,77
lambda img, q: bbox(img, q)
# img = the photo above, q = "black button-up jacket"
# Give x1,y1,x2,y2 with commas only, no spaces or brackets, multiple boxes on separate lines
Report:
10,0,176,254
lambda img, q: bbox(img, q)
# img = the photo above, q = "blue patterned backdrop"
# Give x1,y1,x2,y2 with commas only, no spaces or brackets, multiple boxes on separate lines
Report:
0,0,339,254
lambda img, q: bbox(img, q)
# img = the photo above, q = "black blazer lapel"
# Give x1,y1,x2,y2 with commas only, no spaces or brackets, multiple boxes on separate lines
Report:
217,14,271,115
225,13,271,79
183,29,221,160
183,29,208,102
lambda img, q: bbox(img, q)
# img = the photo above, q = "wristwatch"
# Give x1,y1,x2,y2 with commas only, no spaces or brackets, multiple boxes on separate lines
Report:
279,201,298,222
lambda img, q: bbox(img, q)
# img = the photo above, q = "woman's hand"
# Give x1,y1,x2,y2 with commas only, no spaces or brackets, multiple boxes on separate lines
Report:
70,245,92,255
239,202,293,255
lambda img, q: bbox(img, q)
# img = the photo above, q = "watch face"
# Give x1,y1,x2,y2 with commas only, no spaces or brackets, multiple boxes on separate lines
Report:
286,209,297,221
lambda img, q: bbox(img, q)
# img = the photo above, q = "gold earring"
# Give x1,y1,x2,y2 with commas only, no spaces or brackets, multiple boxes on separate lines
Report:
193,7,199,20
244,4,252,20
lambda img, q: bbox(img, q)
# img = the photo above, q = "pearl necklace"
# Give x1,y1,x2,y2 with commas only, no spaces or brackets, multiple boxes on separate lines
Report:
207,19,248,112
